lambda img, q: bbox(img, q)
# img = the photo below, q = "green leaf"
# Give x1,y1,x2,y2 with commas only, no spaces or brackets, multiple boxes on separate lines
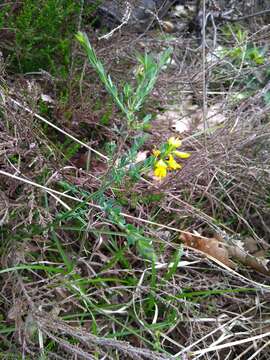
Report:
264,91,270,105
136,235,156,261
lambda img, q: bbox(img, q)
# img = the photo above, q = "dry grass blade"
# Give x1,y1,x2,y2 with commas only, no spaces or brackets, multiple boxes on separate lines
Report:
1,1,270,359
191,330,270,356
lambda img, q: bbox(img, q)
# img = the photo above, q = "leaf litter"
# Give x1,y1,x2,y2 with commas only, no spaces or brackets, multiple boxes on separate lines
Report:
181,232,270,276
1,2,270,359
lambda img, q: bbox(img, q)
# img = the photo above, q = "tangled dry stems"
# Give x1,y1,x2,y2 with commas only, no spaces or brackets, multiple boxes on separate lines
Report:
1,3,270,359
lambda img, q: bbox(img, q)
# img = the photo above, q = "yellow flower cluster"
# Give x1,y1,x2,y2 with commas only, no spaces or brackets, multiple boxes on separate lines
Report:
153,137,190,179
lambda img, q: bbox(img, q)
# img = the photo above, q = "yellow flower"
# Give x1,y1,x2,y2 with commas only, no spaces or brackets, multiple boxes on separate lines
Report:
152,149,161,157
173,150,190,159
167,154,181,170
154,159,167,178
168,137,182,148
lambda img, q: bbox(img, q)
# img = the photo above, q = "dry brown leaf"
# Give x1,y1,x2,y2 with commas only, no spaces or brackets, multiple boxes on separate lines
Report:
155,110,189,132
181,232,270,276
243,236,260,254
180,233,236,268
172,115,190,133
228,245,270,276
170,101,226,135
135,150,148,163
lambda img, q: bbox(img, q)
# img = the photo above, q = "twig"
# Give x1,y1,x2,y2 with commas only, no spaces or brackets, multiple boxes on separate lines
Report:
202,0,208,145
224,8,270,22
98,1,132,40
37,312,170,360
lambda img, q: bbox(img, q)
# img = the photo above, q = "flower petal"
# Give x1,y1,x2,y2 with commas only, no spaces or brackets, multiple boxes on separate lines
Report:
167,154,181,170
173,150,191,159
168,137,182,148
152,149,161,157
154,166,167,178
154,159,168,178
156,159,167,168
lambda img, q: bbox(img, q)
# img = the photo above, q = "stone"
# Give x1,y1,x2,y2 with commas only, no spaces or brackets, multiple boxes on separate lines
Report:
94,0,182,31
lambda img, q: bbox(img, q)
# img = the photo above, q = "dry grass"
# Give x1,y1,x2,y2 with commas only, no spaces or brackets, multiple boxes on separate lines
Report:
1,1,270,359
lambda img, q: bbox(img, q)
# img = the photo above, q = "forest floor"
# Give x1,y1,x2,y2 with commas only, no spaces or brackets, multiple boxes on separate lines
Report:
1,1,270,359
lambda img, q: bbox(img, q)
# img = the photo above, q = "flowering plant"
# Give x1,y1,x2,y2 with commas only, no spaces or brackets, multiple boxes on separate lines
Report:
153,137,190,179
